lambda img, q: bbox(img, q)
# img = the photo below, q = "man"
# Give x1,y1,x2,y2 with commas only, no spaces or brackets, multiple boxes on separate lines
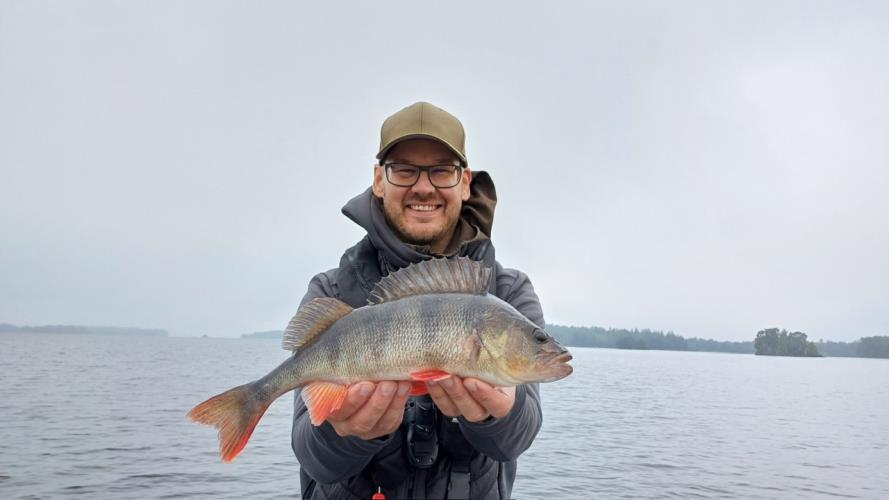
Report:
292,102,546,499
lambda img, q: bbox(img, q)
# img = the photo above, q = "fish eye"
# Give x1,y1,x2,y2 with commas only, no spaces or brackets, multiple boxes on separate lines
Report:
533,329,548,343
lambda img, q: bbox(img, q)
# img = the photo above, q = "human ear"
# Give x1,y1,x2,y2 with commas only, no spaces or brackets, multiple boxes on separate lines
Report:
461,168,472,201
372,164,385,198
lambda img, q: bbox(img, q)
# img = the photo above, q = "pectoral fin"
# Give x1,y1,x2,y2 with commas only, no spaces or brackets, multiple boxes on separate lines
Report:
410,381,429,396
410,369,451,382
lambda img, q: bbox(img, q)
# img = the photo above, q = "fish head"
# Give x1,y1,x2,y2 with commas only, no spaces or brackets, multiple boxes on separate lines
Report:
476,311,573,385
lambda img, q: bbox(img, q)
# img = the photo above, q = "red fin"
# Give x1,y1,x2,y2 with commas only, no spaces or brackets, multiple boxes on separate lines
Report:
410,369,451,382
410,381,428,396
301,382,349,426
187,382,270,463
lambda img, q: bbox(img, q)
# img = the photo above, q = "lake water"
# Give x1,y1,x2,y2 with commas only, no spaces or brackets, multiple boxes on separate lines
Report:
1,334,887,499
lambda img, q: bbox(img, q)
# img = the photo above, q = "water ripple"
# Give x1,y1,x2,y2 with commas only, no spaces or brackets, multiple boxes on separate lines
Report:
2,337,888,499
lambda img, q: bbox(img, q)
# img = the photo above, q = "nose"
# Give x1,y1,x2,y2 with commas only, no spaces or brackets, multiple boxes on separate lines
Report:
410,170,436,194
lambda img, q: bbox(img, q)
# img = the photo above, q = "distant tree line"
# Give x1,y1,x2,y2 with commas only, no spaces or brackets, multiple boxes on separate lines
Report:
545,324,753,353
856,336,889,358
754,328,820,357
547,325,682,350
815,339,859,357
0,323,168,337
546,324,889,359
799,337,889,358
685,337,754,354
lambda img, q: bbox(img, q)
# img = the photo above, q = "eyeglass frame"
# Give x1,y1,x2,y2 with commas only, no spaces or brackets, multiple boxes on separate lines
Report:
381,161,466,188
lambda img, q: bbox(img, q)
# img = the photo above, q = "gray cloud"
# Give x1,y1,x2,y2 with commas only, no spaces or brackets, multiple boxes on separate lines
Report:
2,1,887,340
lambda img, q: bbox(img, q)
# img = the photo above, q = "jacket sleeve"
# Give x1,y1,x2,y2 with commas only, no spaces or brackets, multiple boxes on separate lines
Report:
291,270,393,484
458,267,545,462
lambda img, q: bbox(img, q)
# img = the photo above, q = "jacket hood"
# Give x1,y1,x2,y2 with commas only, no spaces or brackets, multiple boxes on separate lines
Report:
341,170,497,269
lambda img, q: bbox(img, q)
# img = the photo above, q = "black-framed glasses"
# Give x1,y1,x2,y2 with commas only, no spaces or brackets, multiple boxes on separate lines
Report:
383,162,464,188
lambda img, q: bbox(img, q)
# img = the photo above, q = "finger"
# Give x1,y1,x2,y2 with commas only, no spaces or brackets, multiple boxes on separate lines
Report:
373,381,411,434
438,375,488,422
345,381,398,436
464,378,516,419
328,382,375,421
427,379,459,417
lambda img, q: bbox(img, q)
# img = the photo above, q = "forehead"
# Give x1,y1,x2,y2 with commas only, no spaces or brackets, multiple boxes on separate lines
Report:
386,139,459,163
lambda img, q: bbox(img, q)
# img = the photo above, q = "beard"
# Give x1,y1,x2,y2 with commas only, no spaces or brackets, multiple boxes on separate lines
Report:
381,197,459,250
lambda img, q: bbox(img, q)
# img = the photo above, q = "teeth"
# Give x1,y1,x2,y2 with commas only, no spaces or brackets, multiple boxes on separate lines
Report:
409,204,438,212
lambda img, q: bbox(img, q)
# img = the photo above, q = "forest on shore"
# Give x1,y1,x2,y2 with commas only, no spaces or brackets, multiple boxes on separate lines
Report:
545,324,889,359
5,321,886,358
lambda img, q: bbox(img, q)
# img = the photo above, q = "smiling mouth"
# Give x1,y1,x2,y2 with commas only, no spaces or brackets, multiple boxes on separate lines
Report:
406,204,443,212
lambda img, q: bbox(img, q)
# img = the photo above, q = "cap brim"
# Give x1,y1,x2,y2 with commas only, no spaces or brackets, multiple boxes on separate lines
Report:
376,134,467,164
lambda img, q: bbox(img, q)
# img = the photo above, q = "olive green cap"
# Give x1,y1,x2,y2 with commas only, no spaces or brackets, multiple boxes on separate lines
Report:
376,101,467,165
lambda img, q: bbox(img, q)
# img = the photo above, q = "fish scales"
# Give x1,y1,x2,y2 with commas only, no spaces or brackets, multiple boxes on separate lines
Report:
250,293,501,406
292,293,483,383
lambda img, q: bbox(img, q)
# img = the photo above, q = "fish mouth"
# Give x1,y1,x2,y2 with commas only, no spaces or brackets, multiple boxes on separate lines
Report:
550,352,573,365
537,350,573,366
534,351,573,382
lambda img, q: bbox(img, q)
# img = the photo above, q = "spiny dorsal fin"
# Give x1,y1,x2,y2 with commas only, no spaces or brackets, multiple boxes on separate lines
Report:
282,298,353,352
367,257,492,305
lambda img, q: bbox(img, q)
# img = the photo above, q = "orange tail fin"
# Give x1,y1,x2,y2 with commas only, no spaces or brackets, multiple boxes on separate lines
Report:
187,383,271,462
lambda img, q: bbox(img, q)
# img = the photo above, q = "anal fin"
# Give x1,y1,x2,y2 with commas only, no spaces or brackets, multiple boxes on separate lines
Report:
301,382,349,426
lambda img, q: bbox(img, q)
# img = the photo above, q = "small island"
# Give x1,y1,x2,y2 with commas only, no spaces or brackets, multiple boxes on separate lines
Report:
754,328,820,357
752,329,889,358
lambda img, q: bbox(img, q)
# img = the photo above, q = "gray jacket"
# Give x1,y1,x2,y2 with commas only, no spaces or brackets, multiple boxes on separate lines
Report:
292,173,545,499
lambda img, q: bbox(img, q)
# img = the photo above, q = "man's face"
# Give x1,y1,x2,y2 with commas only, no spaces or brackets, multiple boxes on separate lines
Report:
372,139,472,254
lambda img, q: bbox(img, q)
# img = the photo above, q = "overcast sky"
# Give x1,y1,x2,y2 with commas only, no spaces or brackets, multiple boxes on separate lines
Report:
2,1,887,341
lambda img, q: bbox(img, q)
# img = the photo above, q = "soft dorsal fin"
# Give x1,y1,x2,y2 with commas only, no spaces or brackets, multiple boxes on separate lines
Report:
282,298,353,352
368,257,492,305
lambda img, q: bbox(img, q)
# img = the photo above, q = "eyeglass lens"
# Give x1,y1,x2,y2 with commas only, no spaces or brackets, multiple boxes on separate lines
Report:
386,164,461,188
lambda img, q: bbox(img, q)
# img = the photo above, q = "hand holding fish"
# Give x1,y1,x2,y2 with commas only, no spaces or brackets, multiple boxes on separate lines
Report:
427,375,516,422
326,381,412,440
